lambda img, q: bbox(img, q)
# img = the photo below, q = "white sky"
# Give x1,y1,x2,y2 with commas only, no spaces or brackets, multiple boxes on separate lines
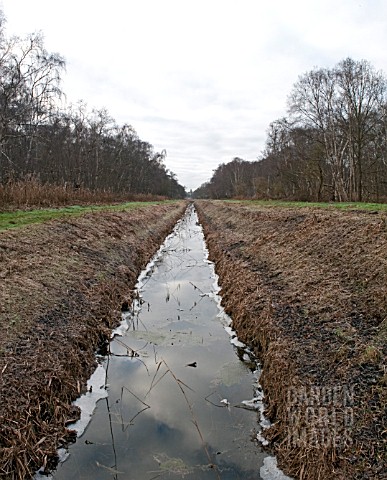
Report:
1,0,387,191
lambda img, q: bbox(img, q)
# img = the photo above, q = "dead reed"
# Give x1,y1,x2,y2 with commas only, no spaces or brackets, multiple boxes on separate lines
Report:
0,176,167,211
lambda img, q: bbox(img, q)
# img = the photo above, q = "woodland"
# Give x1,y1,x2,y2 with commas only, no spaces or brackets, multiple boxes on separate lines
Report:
194,58,387,203
0,12,185,205
2,6,387,206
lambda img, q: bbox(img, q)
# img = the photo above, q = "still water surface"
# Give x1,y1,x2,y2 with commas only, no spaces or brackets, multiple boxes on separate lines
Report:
54,205,273,479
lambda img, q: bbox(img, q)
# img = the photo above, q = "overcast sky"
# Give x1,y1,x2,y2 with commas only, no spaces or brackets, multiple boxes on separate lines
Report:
1,1,387,190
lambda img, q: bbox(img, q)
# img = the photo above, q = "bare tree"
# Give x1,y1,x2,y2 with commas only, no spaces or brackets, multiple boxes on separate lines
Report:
288,67,349,201
0,31,65,176
336,58,386,200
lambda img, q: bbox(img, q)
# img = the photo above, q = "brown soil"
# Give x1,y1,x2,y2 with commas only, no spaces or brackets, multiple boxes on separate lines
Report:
0,201,187,479
195,200,386,480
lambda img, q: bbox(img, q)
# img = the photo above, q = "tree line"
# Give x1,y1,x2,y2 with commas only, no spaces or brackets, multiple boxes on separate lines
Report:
194,58,387,202
0,12,185,199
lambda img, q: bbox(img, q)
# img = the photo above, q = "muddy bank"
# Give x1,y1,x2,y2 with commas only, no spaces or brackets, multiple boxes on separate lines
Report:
195,200,386,480
0,201,186,479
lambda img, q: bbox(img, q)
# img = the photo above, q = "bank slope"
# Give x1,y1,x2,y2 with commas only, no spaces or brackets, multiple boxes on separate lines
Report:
195,200,386,480
0,201,186,479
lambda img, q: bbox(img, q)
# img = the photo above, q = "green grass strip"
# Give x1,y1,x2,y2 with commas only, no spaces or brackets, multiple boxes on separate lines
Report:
0,201,175,231
224,199,387,211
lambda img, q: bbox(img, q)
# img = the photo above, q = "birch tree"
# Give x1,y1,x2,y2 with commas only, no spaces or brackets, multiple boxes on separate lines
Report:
288,67,349,200
336,58,386,200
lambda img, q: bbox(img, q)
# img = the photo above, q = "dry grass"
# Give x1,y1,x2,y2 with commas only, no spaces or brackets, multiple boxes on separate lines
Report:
195,200,386,480
0,177,167,211
0,201,187,479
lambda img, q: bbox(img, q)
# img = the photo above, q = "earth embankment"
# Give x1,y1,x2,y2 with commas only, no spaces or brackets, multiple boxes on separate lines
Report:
0,201,186,479
195,200,386,480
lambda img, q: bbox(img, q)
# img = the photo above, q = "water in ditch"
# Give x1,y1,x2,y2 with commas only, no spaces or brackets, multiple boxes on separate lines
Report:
51,205,290,480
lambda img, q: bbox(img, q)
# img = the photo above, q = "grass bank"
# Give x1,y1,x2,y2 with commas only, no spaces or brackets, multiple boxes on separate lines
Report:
0,201,176,231
226,198,387,211
0,201,187,479
195,200,386,480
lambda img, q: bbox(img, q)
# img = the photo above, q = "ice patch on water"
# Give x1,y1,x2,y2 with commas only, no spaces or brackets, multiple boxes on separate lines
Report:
222,318,275,450
260,456,293,480
257,432,270,447
34,365,107,479
224,326,234,336
34,449,68,479
71,364,108,437
242,352,251,362
241,397,260,410
202,242,232,327
231,336,246,348
111,310,131,337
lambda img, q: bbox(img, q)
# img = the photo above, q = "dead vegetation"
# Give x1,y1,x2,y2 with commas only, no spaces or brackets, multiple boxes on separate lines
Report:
0,201,186,479
195,200,387,480
0,176,168,211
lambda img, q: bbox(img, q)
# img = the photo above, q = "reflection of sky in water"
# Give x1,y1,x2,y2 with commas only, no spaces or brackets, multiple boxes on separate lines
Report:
54,207,266,480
